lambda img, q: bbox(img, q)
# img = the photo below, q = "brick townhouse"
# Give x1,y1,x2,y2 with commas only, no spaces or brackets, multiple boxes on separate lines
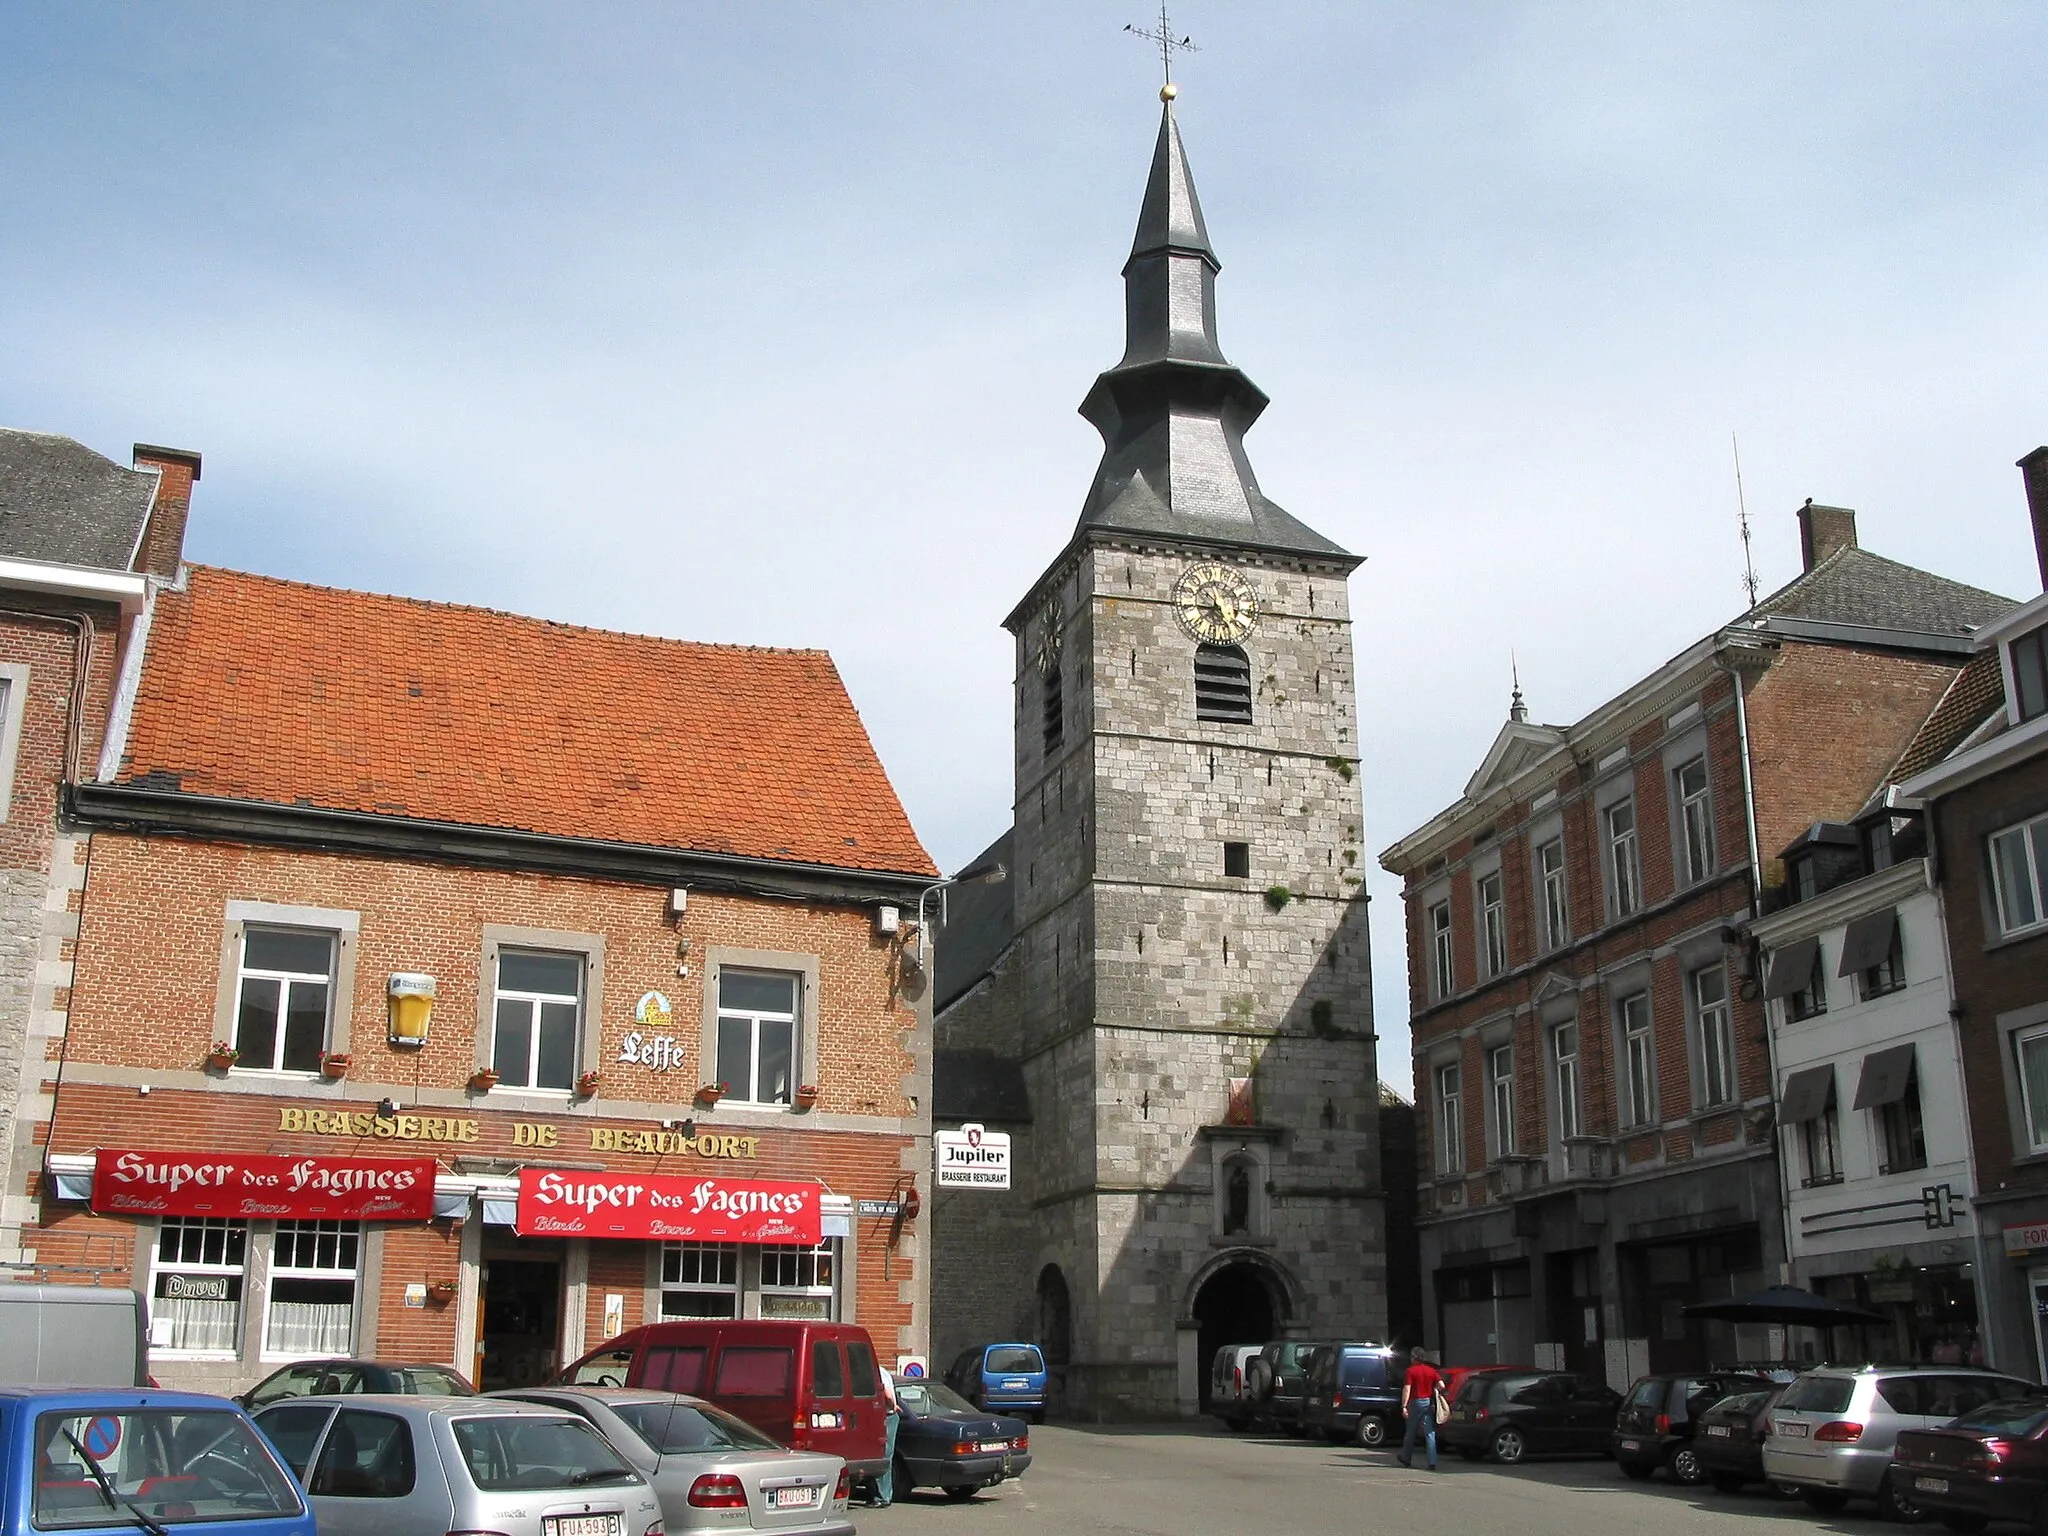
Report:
1900,447,2048,1377
21,512,941,1393
0,429,197,1268
1380,500,2011,1384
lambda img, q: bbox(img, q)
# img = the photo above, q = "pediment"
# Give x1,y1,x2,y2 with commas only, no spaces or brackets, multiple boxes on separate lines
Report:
1464,720,1568,801
1531,970,1577,1005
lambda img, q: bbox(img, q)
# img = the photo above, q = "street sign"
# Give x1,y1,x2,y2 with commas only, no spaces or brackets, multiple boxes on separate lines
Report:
935,1122,1011,1189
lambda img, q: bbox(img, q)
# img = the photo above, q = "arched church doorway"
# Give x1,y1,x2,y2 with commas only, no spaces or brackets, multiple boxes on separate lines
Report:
1037,1264,1072,1411
1192,1261,1277,1407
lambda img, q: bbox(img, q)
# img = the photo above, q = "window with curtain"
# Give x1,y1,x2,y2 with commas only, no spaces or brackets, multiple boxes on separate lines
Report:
265,1221,360,1357
153,1218,246,1353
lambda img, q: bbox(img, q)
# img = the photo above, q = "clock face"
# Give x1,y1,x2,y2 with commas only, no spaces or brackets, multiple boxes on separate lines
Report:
1172,563,1259,645
1035,598,1063,675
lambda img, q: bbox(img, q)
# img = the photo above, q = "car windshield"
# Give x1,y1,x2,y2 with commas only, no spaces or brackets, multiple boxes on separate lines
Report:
986,1348,1042,1374
1715,1392,1768,1417
1950,1399,2048,1436
397,1369,472,1397
451,1416,638,1491
612,1401,781,1453
1778,1376,1856,1414
896,1381,979,1416
34,1408,304,1529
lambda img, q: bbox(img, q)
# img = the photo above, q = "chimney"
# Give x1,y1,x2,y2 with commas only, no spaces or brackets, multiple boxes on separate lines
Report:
2020,447,2048,593
1796,499,1857,572
130,444,201,579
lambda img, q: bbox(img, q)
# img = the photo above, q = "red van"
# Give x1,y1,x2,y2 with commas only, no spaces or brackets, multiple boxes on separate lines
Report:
558,1321,890,1477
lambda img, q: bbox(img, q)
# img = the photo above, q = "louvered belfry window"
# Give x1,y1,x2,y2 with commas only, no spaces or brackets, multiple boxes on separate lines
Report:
1194,644,1252,724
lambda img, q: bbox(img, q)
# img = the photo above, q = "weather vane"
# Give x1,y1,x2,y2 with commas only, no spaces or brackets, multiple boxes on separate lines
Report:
1125,2,1197,101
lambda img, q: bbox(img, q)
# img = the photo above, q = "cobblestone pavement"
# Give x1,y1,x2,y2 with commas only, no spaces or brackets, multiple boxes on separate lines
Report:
855,1422,1849,1535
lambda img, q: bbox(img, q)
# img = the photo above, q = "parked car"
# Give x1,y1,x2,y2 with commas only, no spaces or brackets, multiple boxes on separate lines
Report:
558,1320,889,1480
1301,1343,1402,1447
1893,1394,2048,1534
0,1285,147,1386
497,1386,854,1535
944,1342,1048,1421
1441,1363,1531,1404
1208,1344,1266,1431
240,1357,475,1409
254,1394,662,1536
10,1386,313,1536
1694,1386,1792,1494
1612,1371,1772,1484
1763,1365,2036,1519
1246,1341,1327,1435
890,1376,1031,1501
1440,1369,1622,1464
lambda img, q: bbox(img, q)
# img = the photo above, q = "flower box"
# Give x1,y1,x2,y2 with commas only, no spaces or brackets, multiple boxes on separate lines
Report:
696,1082,727,1106
206,1043,238,1070
794,1085,820,1110
575,1070,602,1098
318,1052,352,1079
468,1067,500,1093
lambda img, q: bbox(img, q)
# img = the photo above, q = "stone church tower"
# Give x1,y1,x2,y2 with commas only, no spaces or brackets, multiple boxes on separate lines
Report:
931,99,1384,1420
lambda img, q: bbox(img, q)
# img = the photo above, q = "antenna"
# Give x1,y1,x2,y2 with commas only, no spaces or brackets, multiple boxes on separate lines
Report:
1126,1,1198,98
1732,432,1759,609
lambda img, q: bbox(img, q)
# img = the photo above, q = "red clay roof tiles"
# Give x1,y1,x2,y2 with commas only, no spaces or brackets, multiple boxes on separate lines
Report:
118,567,936,877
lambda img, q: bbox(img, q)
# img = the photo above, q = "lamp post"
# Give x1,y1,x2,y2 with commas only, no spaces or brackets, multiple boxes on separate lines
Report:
906,859,1008,978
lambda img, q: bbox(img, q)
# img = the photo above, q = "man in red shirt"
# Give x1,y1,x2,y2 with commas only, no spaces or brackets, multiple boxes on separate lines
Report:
1398,1346,1443,1470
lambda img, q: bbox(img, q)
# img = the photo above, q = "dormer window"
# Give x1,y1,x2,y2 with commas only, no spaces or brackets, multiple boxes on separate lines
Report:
2011,623,2048,723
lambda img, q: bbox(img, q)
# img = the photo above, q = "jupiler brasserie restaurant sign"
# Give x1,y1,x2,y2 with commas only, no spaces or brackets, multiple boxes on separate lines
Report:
936,1122,1010,1189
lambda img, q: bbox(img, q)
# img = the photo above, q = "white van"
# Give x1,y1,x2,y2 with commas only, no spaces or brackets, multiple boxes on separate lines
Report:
1209,1343,1265,1431
0,1284,147,1385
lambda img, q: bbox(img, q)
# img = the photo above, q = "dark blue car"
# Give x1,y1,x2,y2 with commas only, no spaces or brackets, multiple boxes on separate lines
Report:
944,1343,1048,1421
891,1378,1031,1501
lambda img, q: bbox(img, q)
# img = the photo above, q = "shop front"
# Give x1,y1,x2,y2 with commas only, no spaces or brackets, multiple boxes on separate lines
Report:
1991,1214,2048,1382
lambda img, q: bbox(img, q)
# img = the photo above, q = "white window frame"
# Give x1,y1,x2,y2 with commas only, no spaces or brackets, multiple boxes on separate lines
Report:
715,969,802,1106
1675,756,1715,884
491,949,585,1092
0,663,30,823
1537,837,1568,951
262,1220,361,1361
1606,798,1642,918
1428,900,1454,999
1489,1043,1515,1159
1620,992,1654,1127
1695,965,1734,1108
149,1217,247,1360
1552,1022,1581,1141
1478,871,1507,977
233,927,337,1075
759,1239,839,1320
1990,813,2048,938
2015,1022,2048,1154
660,1241,740,1319
1437,1063,1464,1175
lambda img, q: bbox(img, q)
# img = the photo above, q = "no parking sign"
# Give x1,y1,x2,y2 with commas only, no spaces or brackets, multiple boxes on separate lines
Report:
83,1416,122,1459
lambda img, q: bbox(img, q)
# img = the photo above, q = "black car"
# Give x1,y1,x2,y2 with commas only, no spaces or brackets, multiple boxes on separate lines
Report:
1301,1344,1403,1447
239,1356,475,1409
891,1377,1032,1501
1440,1369,1622,1464
1247,1341,1328,1436
1612,1371,1772,1484
1694,1387,1789,1494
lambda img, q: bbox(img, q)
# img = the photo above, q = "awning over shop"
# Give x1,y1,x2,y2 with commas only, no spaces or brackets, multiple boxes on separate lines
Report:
1852,1043,1917,1110
1780,1064,1837,1124
1838,908,1900,976
1763,936,1821,1000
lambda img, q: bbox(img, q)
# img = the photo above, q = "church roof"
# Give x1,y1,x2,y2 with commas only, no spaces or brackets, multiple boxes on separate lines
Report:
933,829,1015,1011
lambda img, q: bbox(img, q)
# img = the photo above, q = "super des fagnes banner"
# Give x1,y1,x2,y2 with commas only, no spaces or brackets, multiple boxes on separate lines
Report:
514,1168,822,1243
92,1149,437,1221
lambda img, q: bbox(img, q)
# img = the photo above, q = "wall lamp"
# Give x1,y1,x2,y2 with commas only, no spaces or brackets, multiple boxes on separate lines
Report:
904,859,1008,977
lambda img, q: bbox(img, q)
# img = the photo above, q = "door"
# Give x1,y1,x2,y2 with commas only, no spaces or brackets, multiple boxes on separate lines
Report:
305,1408,445,1536
1502,1374,1565,1449
478,1258,562,1390
1565,1377,1620,1450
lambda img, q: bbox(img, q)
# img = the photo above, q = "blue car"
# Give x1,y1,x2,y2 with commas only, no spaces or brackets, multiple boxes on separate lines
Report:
0,1386,314,1536
945,1343,1048,1421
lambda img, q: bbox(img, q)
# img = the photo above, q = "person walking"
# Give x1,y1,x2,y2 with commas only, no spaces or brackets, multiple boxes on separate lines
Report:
870,1365,902,1506
1397,1346,1443,1470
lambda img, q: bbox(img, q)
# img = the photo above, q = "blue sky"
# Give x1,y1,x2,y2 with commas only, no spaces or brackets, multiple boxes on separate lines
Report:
4,4,2044,1088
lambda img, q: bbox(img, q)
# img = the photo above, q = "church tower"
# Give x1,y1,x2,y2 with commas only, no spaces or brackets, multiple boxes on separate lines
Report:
933,97,1383,1420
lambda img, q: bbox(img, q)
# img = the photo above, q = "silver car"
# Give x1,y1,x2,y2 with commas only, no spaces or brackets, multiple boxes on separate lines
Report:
1762,1365,2034,1519
497,1388,851,1536
253,1394,664,1536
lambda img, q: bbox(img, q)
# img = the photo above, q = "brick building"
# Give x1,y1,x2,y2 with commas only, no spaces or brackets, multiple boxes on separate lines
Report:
0,429,197,1270
1900,448,2048,1378
23,542,940,1393
1380,501,2011,1385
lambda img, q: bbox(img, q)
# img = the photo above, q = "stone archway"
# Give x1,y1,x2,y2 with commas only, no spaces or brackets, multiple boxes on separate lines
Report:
1186,1251,1295,1409
1036,1263,1073,1413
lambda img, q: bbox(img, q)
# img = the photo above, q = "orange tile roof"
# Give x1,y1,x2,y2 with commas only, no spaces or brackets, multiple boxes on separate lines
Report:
118,567,936,878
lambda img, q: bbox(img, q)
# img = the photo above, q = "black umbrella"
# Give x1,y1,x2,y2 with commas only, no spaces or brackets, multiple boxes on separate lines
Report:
1683,1285,1886,1327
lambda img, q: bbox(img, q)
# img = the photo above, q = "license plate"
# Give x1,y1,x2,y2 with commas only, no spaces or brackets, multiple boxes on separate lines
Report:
771,1487,819,1510
979,1440,1009,1452
547,1518,618,1536
1620,1439,1640,1451
1917,1478,1949,1495
1003,1379,1028,1388
1706,1426,1731,1438
1778,1422,1809,1438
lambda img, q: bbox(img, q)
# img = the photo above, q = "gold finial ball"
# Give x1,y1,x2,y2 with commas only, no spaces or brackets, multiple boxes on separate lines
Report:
1160,81,1178,101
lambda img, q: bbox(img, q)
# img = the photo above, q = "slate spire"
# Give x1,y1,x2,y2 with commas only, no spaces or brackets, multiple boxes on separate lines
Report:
1072,102,1352,563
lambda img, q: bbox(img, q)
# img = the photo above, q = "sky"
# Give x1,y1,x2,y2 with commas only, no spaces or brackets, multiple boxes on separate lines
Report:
4,4,2045,1091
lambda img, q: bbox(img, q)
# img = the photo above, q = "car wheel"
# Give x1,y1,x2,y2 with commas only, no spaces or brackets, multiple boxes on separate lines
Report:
943,1486,980,1501
1879,1473,1929,1525
1710,1472,1748,1495
1803,1490,1850,1514
1670,1447,1707,1486
1490,1427,1527,1465
893,1455,915,1495
1620,1460,1655,1481
1354,1414,1387,1448
1940,1518,1988,1536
